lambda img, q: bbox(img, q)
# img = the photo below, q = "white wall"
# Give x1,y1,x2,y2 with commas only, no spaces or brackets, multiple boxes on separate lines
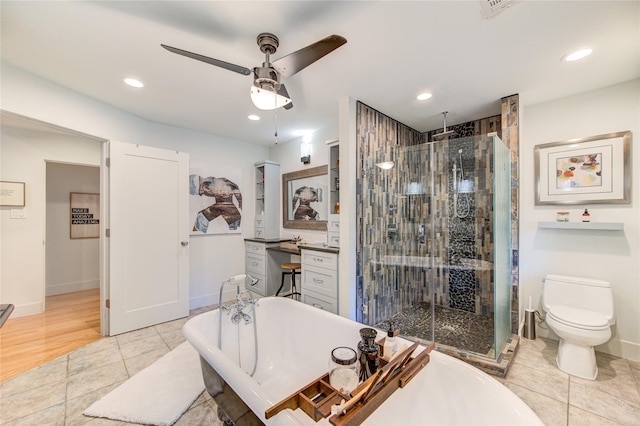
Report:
520,79,640,361
46,162,100,295
1,63,270,316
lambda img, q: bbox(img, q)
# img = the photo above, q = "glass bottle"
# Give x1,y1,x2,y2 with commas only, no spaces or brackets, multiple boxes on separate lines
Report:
357,328,379,381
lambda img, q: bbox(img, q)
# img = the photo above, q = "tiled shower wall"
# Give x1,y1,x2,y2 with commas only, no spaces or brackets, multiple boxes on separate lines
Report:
356,96,520,336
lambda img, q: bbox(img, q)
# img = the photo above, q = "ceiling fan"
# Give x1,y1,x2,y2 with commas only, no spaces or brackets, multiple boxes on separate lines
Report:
161,33,347,110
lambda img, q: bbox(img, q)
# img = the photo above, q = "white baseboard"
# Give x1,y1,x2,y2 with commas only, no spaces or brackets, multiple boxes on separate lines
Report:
46,279,99,296
9,302,44,318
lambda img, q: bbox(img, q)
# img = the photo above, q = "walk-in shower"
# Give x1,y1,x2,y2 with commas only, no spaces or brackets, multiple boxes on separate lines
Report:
357,134,512,363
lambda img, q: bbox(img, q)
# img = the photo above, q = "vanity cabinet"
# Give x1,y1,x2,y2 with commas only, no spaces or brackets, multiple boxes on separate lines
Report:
254,161,280,239
300,247,339,313
245,239,290,297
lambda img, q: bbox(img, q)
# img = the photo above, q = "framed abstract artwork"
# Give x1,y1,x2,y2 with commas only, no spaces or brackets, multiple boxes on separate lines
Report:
534,131,631,205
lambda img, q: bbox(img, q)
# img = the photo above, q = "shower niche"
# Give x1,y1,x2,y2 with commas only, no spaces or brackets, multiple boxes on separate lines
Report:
358,131,512,363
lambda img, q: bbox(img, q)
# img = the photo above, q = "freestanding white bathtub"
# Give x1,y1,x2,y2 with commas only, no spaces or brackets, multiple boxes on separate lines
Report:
183,297,542,425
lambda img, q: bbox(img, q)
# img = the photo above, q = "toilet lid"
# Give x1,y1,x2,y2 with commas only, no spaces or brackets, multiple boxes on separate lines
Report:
548,305,609,330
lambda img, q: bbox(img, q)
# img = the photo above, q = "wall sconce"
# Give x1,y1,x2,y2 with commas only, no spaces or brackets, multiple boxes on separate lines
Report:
300,141,311,164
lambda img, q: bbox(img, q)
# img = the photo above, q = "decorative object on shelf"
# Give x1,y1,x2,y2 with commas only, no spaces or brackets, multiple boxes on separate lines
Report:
534,130,631,205
0,181,25,207
70,192,100,239
282,165,328,230
582,209,590,222
334,201,340,214
556,212,570,222
335,177,340,190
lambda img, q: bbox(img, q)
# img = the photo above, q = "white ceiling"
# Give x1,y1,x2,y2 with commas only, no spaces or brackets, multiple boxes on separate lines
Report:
1,1,639,146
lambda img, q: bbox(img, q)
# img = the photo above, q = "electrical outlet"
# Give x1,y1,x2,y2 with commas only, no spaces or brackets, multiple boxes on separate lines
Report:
10,209,26,219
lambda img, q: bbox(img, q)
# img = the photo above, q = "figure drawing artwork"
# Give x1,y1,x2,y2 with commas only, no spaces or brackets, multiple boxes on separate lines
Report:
555,153,602,190
189,165,243,235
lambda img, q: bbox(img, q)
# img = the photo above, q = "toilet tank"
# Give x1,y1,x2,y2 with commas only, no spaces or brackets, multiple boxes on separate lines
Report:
542,274,615,324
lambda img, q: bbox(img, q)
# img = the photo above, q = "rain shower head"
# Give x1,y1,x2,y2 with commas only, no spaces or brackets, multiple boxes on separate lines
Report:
432,111,455,140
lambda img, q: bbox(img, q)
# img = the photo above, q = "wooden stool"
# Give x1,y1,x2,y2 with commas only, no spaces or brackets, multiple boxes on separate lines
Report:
276,263,302,300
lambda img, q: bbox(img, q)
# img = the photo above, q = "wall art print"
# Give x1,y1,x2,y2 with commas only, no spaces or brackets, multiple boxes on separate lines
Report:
534,130,631,205
70,192,100,239
189,163,243,235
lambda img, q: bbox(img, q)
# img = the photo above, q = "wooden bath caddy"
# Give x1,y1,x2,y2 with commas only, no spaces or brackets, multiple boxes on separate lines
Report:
265,341,435,425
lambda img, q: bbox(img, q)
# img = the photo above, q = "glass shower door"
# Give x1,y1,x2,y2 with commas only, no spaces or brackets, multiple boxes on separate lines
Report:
493,136,512,355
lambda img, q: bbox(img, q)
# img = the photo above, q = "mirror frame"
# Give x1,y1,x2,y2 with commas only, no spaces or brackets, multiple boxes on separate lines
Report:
282,165,328,230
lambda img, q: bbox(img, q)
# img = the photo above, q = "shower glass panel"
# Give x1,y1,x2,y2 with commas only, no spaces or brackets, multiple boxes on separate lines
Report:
360,135,511,360
493,136,512,356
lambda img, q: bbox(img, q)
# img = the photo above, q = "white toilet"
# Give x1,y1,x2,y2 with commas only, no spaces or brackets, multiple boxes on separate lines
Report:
542,274,615,380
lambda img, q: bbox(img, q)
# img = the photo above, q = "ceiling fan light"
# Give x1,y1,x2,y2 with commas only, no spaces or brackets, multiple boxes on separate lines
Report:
250,86,291,110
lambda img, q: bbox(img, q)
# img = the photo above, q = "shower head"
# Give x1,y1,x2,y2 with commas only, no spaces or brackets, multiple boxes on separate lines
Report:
458,149,463,154
432,111,455,140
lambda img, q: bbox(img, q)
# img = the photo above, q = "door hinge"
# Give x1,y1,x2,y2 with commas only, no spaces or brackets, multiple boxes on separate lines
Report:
105,157,110,167
106,299,110,308
106,228,110,237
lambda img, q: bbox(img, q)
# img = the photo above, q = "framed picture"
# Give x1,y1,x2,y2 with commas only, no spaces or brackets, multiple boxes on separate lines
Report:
70,192,100,239
0,181,25,206
534,131,631,205
282,165,328,230
189,163,243,235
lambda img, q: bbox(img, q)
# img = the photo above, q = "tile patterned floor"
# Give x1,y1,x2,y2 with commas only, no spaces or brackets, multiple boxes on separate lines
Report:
1,307,639,425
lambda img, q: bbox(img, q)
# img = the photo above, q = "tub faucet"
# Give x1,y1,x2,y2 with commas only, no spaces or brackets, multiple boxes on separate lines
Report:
219,274,259,324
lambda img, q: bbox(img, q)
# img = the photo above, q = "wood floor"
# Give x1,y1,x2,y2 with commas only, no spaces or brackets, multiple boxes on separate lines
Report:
0,289,101,382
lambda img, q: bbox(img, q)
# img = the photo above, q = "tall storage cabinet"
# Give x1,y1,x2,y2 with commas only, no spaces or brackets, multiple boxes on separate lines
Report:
254,160,280,239
327,141,340,248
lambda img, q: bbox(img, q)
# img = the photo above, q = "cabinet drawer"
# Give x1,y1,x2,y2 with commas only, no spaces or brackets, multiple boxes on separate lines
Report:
245,241,265,256
302,264,337,298
255,216,266,228
328,217,340,233
245,254,265,275
254,228,266,239
301,250,337,270
303,291,337,314
327,232,340,247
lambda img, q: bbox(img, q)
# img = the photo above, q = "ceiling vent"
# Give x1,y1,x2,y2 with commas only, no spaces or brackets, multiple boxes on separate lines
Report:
480,0,517,19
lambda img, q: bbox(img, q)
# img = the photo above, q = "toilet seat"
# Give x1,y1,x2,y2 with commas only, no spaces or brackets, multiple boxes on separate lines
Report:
547,305,609,331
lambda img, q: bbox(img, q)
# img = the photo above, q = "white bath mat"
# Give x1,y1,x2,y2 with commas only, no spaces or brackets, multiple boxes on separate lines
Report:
84,341,205,426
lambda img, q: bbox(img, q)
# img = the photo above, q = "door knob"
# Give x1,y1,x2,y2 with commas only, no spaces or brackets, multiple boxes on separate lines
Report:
181,241,189,246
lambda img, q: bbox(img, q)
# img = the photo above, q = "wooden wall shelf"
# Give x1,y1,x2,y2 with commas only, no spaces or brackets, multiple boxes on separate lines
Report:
538,222,624,231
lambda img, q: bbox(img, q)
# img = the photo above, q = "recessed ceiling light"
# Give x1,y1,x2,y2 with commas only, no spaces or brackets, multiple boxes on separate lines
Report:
563,48,592,62
124,78,144,88
248,114,260,121
417,92,433,101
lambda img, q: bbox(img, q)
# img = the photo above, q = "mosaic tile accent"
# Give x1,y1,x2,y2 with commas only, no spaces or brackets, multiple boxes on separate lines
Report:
375,302,494,356
356,98,521,359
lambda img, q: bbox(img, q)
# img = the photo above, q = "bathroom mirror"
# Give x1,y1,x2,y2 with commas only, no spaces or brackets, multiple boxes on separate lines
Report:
282,165,328,230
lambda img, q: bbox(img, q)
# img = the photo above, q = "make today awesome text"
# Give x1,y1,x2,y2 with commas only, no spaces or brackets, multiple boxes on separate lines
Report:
71,207,99,225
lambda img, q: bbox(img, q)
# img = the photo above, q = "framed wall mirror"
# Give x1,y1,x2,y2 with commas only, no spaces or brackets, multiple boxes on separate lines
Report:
282,165,328,230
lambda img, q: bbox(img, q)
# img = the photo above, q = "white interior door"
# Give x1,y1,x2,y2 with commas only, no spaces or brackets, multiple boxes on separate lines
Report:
107,141,189,335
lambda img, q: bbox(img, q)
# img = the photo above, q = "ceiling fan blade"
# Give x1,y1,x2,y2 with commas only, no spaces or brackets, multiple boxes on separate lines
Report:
161,44,251,76
272,35,347,77
278,84,294,110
